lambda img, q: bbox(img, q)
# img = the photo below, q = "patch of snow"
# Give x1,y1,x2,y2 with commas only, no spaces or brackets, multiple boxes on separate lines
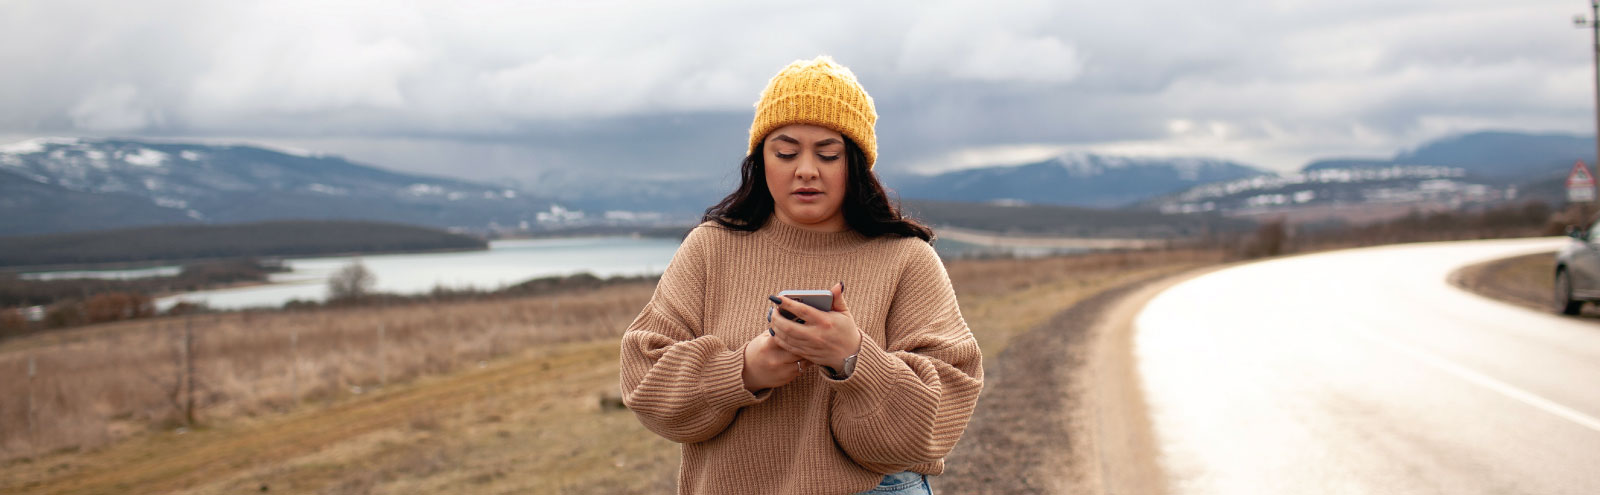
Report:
306,183,348,195
447,191,465,201
407,183,443,195
604,210,664,222
537,204,585,223
124,148,169,167
179,150,203,161
48,149,66,160
0,137,79,154
1170,159,1210,181
84,150,106,162
267,145,316,157
154,197,188,209
11,170,49,183
186,209,204,220
0,154,20,167
502,189,517,199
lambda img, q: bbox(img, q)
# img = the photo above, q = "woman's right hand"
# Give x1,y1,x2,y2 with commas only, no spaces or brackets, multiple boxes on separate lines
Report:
743,330,806,392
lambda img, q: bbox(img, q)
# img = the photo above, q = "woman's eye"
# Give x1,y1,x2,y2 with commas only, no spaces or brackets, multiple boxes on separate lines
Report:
775,152,797,159
818,154,840,161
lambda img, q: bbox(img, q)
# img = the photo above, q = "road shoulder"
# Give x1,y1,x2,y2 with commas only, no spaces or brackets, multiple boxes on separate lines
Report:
942,263,1229,494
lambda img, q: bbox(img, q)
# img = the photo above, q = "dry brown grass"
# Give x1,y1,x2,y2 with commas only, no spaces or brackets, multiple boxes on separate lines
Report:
1452,250,1600,318
0,282,656,462
0,248,1223,494
948,249,1225,360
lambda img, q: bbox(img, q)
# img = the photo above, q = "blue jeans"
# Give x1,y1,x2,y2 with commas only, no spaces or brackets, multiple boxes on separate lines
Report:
857,471,931,494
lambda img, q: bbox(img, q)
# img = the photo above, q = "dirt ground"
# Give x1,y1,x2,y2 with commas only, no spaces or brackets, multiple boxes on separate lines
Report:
0,250,1224,494
1450,250,1600,319
941,264,1224,495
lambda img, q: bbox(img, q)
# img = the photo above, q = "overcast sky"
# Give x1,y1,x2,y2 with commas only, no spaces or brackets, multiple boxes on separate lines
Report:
0,0,1592,184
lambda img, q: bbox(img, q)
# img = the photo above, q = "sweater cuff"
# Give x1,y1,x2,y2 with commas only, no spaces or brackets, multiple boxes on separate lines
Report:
701,345,769,411
823,336,896,406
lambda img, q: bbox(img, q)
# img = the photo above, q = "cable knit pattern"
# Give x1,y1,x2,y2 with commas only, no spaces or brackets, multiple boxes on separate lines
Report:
619,219,983,494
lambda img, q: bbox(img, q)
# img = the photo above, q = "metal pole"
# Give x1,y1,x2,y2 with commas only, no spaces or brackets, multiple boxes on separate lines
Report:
377,322,386,387
1593,0,1599,167
27,355,36,457
290,328,299,405
184,317,195,426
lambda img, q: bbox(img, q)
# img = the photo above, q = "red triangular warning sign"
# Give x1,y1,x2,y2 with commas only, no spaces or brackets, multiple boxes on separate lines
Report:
1568,161,1595,188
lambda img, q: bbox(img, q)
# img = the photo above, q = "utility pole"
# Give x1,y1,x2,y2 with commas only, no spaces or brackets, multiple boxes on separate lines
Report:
1580,1,1600,166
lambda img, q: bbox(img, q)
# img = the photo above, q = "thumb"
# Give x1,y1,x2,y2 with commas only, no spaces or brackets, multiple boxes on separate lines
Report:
831,281,849,312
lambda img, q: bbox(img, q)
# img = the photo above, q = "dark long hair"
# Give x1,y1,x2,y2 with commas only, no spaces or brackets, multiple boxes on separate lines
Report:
703,137,934,243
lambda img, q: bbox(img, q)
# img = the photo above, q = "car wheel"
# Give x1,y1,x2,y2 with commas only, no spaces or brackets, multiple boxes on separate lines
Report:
1556,269,1583,316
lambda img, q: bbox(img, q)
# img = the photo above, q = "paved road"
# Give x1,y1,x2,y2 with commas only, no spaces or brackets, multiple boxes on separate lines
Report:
1134,237,1599,494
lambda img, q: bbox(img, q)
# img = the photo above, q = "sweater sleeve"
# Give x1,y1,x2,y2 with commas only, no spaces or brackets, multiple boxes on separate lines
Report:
827,241,984,473
619,227,770,444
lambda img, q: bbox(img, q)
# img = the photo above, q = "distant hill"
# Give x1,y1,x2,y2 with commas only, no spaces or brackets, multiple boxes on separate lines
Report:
1300,131,1592,181
1137,165,1512,215
889,153,1270,208
0,138,562,236
1139,130,1594,222
0,167,196,234
1392,131,1591,179
523,169,730,219
0,220,486,269
1301,158,1390,171
901,198,1254,238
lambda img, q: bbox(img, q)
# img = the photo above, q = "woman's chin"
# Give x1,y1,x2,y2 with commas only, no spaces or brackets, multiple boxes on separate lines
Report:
780,208,841,228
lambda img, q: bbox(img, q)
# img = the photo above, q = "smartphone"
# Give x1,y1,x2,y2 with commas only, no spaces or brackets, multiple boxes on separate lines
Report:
772,289,832,325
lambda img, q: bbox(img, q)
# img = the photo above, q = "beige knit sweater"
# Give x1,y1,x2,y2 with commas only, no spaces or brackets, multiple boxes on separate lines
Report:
618,219,984,494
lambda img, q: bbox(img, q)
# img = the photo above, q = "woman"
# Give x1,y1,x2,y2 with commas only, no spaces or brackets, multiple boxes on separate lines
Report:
619,56,983,495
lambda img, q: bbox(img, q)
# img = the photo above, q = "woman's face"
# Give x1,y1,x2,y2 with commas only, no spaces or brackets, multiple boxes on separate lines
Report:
763,124,849,232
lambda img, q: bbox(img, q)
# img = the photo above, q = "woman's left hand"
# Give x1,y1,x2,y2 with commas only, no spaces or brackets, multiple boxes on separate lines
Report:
768,281,862,371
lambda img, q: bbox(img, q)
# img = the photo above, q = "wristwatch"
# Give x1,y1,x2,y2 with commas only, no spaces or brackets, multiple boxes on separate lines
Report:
822,353,858,380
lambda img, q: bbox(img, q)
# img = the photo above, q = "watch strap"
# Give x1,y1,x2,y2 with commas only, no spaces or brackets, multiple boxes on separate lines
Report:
823,353,858,379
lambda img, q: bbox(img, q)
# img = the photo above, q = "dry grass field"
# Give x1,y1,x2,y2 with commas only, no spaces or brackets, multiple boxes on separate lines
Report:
0,285,653,462
0,248,1223,494
1452,250,1600,319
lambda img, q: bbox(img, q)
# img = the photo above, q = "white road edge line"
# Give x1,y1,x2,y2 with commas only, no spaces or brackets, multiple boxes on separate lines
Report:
1349,326,1600,434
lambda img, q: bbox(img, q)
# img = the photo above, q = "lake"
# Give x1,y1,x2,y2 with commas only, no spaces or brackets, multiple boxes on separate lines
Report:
154,236,683,310
47,231,1089,311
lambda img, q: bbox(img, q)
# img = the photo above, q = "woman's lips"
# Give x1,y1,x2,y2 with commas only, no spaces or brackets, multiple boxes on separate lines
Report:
793,190,823,202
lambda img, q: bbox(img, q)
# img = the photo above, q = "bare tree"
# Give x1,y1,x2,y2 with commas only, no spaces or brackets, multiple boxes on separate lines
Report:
328,259,376,302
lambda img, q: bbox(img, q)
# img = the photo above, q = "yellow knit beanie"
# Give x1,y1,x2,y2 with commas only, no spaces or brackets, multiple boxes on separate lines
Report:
748,56,878,168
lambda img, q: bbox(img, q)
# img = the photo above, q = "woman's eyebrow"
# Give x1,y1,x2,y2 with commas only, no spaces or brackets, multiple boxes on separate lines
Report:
813,138,842,147
770,134,800,145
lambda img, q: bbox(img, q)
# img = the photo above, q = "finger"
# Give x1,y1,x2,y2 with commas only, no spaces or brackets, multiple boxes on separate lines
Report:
768,311,799,336
770,295,828,324
769,315,822,351
770,332,821,363
831,281,849,313
767,329,808,358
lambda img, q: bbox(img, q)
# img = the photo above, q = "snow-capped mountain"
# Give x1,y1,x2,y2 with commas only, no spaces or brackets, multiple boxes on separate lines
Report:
0,138,560,236
1141,131,1585,217
1142,165,1516,214
888,153,1271,208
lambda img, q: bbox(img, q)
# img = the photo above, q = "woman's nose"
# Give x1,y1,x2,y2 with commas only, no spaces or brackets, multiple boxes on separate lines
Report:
795,157,820,180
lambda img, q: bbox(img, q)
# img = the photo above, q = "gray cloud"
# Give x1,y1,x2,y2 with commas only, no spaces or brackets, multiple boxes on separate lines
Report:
0,0,1591,182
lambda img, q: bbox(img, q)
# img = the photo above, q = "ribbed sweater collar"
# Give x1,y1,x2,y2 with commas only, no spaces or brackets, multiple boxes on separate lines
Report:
753,217,871,255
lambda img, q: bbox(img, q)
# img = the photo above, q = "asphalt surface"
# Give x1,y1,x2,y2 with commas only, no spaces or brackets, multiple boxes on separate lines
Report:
1134,237,1599,494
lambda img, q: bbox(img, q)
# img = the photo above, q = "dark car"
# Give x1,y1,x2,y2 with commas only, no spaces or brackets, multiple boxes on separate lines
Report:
1555,219,1600,314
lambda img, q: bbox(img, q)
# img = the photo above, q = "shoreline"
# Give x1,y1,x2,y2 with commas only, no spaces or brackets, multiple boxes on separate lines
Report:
934,225,1170,250
1,245,490,275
